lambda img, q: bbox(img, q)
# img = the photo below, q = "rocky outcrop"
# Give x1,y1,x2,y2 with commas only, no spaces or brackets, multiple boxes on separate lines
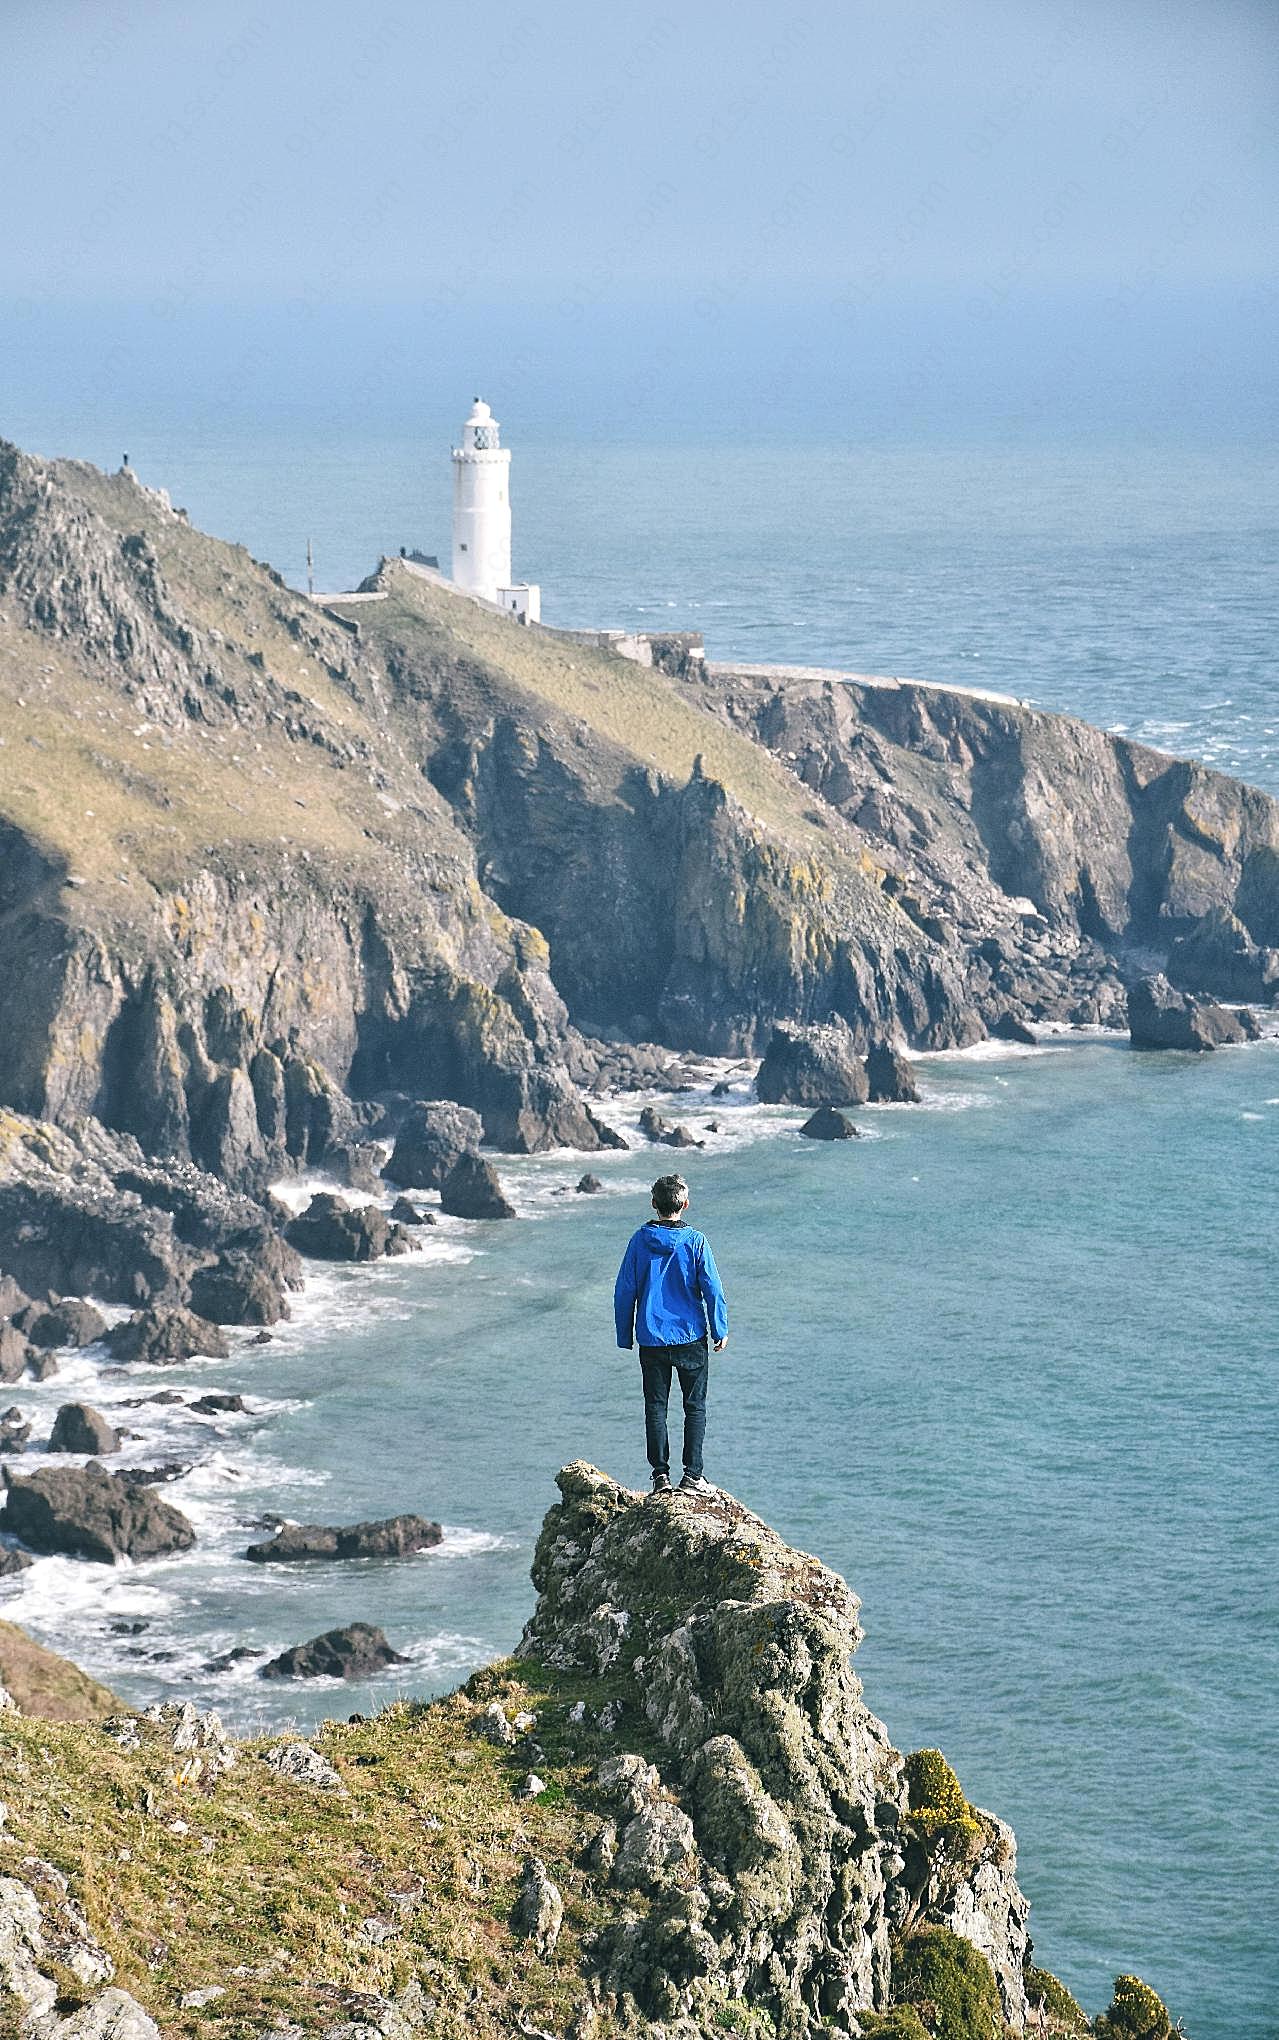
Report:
518,1462,1031,2034
48,1403,120,1456
104,1306,229,1364
1166,905,1279,1003
0,1110,300,1319
1127,973,1247,1051
259,1621,406,1680
0,1461,195,1562
284,1191,412,1262
756,1018,870,1106
245,1513,442,1563
384,1100,483,1189
439,1153,516,1219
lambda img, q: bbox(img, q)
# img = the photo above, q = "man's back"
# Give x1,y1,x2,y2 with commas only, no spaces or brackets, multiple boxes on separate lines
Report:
614,1219,727,1350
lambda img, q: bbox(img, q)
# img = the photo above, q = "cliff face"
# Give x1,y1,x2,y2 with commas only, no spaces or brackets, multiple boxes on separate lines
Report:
696,667,1279,1022
0,1467,1111,2040
1,441,1276,1233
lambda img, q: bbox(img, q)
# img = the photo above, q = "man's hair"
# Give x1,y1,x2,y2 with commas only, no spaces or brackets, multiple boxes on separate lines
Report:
651,1174,689,1218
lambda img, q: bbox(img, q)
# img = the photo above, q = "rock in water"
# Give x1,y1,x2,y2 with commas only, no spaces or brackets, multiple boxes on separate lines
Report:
385,1101,483,1190
755,1020,870,1106
285,1192,409,1261
1127,973,1247,1051
991,1011,1038,1045
638,1105,670,1142
187,1246,295,1325
865,1040,921,1103
799,1105,861,1140
390,1196,434,1225
0,1326,33,1384
259,1622,405,1680
439,1154,516,1220
25,1300,108,1351
104,1308,229,1365
48,1405,120,1456
245,1513,443,1562
575,1173,603,1193
0,1463,196,1562
661,1124,704,1148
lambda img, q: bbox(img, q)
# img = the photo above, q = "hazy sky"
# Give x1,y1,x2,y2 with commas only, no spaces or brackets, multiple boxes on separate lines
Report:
2,0,1276,439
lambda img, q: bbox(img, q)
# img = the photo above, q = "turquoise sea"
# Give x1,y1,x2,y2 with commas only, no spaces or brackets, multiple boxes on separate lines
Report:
2,414,1277,2035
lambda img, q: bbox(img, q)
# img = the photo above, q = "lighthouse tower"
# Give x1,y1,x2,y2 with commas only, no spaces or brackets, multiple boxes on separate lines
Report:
451,398,510,599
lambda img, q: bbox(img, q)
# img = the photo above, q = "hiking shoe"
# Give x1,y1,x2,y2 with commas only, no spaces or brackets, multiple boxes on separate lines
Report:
650,1471,672,1495
677,1472,717,1496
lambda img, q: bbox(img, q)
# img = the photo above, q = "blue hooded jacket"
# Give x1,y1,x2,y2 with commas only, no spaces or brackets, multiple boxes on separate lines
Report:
614,1221,728,1350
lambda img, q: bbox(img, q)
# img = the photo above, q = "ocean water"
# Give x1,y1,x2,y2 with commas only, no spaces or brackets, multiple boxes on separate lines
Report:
1,419,1277,2034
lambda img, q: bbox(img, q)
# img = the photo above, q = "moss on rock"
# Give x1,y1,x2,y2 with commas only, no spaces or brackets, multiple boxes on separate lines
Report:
891,1926,1004,2040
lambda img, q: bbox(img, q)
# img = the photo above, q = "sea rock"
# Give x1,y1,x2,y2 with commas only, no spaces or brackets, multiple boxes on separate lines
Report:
26,1349,60,1382
261,1739,344,1789
1127,973,1247,1051
638,1106,670,1142
48,1404,121,1456
0,1546,34,1575
245,1514,443,1563
389,1196,434,1225
661,1124,704,1148
0,1462,196,1562
25,1299,108,1350
0,1278,30,1319
755,1019,870,1106
259,1622,406,1680
187,1237,299,1325
439,1153,516,1220
865,1040,921,1103
0,1407,30,1452
991,1011,1038,1045
284,1192,410,1262
115,1461,192,1487
385,1100,483,1190
510,1856,563,1956
186,1392,246,1417
0,1326,32,1385
710,1079,732,1098
799,1104,861,1140
104,1307,229,1365
576,1173,604,1193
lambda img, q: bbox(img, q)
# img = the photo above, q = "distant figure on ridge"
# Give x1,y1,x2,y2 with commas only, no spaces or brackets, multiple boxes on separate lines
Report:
613,1173,728,1498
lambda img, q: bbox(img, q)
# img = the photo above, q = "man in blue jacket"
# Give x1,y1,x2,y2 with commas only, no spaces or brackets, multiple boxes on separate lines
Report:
614,1172,729,1497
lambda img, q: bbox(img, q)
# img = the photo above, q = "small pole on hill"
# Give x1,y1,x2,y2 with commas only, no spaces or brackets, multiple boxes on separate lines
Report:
306,536,315,598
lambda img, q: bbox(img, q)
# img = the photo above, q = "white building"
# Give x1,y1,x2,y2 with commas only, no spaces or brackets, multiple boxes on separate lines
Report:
450,397,540,622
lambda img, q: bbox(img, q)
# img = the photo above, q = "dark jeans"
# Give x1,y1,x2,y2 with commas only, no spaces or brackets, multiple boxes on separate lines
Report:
639,1336,709,1478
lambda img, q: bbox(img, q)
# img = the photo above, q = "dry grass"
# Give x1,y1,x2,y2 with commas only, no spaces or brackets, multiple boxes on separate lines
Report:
0,1655,663,2038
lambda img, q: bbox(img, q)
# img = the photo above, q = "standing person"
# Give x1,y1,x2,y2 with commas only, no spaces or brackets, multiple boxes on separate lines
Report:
614,1173,729,1497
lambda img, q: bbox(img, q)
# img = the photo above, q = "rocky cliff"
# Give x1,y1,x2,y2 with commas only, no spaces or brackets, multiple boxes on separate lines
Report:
0,1466,1167,2039
1,437,1276,1303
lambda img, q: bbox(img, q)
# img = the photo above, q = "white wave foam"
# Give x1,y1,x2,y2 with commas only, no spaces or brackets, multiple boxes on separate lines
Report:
434,1525,511,1559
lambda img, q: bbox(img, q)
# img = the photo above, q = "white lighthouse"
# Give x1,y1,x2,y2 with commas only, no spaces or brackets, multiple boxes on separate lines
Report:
450,397,539,622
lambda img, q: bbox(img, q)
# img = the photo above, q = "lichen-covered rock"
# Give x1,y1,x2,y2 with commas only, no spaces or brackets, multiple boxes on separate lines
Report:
510,1855,563,1955
0,1871,56,2018
518,1462,1030,2034
39,1987,163,2038
261,1739,344,1790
